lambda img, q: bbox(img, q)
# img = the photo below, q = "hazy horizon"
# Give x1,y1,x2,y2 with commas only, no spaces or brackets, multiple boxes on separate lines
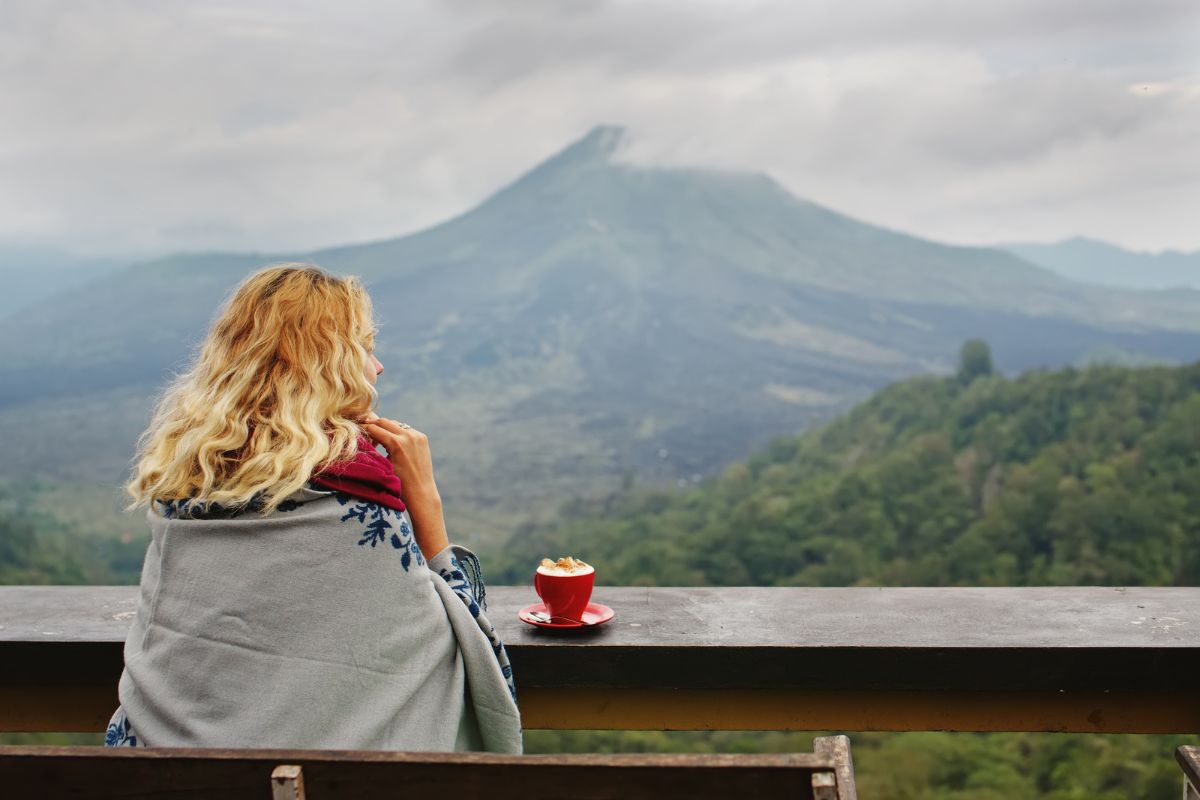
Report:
3,130,1199,266
1,0,1198,259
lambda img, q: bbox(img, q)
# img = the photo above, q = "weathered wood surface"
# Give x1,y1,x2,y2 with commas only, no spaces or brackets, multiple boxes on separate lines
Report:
0,746,843,800
271,764,305,800
3,585,1199,733
814,735,857,800
2,585,1197,691
1179,746,1200,797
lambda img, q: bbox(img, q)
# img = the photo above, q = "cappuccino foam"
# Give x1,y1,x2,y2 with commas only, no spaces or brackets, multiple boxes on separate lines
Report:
537,556,593,576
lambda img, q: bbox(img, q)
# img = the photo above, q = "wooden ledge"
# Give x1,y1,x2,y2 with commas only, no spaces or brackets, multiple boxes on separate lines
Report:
2,585,1198,733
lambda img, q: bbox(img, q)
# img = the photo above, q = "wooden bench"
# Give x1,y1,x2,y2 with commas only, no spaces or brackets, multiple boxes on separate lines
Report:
0,735,857,799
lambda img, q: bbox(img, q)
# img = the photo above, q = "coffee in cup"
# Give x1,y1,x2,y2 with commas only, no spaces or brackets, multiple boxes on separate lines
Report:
534,556,594,621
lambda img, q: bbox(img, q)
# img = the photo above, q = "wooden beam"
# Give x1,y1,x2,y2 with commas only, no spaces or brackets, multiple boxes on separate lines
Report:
5,686,1198,735
0,747,844,800
515,688,1200,734
0,685,118,733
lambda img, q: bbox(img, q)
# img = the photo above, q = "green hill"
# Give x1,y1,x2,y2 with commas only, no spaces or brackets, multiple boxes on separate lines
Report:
493,348,1200,587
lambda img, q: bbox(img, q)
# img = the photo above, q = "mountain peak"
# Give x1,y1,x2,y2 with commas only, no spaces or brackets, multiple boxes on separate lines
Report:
560,125,627,162
529,125,628,177
477,125,631,206
1063,236,1115,250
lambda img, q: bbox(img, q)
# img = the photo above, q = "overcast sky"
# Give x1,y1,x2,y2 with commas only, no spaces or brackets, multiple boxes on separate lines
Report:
1,0,1197,257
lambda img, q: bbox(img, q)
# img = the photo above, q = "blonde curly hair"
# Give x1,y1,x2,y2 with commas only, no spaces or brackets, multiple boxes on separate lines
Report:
125,263,379,516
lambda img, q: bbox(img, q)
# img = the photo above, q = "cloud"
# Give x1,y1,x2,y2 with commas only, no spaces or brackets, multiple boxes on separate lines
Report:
0,0,1196,256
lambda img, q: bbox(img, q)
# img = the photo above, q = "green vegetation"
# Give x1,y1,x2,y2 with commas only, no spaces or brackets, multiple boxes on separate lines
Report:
0,482,143,585
493,354,1200,588
0,484,89,585
489,355,1200,799
957,338,994,384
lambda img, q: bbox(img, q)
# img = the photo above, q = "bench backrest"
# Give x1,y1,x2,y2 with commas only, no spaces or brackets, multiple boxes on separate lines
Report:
0,736,857,800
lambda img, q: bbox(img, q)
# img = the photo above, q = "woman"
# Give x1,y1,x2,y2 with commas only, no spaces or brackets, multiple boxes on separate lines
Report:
103,264,522,753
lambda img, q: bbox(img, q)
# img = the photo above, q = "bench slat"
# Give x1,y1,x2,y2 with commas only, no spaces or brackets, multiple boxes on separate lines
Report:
0,746,843,800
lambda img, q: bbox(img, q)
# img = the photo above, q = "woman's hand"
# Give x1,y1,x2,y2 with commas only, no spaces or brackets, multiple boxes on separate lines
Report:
360,415,441,502
360,415,449,559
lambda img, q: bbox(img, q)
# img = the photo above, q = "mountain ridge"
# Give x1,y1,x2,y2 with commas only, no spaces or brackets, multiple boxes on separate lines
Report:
1004,236,1200,291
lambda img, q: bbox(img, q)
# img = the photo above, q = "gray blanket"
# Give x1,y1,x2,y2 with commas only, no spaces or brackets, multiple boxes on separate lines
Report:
110,484,523,753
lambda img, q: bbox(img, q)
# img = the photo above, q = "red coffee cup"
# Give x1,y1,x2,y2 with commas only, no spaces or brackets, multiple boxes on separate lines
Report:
534,561,595,621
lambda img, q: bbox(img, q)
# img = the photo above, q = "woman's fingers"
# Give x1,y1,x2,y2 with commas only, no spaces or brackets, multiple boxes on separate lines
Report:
362,420,440,501
362,422,401,449
368,416,405,434
371,417,427,440
363,421,427,456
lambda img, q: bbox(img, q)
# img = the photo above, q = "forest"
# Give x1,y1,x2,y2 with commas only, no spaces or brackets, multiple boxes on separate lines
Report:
492,343,1200,589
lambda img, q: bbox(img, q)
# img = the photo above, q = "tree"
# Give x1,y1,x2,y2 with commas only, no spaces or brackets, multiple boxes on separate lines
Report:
958,339,994,384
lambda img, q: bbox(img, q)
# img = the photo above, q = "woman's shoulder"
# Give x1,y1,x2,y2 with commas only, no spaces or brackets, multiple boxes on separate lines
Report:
302,484,427,572
154,484,329,520
153,484,427,574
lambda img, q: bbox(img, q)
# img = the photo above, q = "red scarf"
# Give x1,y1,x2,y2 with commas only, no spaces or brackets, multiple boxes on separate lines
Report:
310,435,406,512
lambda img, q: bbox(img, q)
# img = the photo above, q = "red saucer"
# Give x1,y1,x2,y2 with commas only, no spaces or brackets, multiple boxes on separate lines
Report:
518,601,614,629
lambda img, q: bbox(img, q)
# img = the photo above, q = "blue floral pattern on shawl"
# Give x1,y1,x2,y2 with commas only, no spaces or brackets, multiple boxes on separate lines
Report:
104,708,138,747
333,491,425,571
429,546,517,704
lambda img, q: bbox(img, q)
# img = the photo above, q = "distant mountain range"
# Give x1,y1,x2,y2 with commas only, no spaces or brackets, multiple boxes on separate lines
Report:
1004,237,1200,290
0,246,126,318
3,125,1200,540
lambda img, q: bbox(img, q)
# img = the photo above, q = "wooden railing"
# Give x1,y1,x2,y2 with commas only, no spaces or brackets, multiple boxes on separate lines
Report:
1,585,1197,734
